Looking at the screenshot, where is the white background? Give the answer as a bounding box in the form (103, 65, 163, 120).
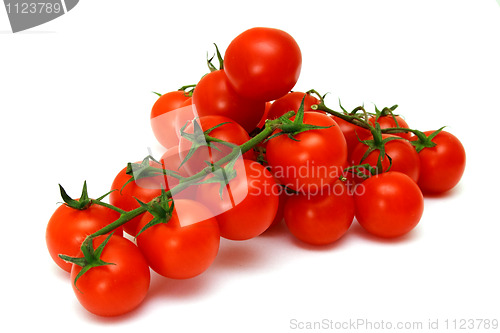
(1, 0, 499, 332)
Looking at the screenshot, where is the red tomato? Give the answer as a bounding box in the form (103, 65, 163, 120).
(196, 160, 279, 240)
(136, 199, 220, 279)
(46, 203, 122, 272)
(350, 134, 420, 183)
(150, 91, 192, 149)
(192, 70, 266, 133)
(354, 172, 424, 238)
(109, 165, 163, 236)
(224, 27, 302, 102)
(266, 91, 319, 120)
(178, 115, 255, 175)
(412, 130, 466, 194)
(70, 235, 150, 317)
(266, 112, 347, 192)
(369, 115, 412, 140)
(329, 115, 371, 160)
(284, 180, 355, 245)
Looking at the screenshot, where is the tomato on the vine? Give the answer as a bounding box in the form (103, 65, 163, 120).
(224, 27, 302, 102)
(46, 203, 122, 272)
(70, 235, 150, 317)
(136, 199, 220, 279)
(368, 115, 412, 140)
(354, 171, 424, 238)
(411, 130, 466, 194)
(328, 115, 371, 159)
(266, 91, 319, 121)
(196, 160, 279, 240)
(266, 112, 347, 192)
(150, 90, 192, 149)
(109, 165, 164, 236)
(192, 69, 266, 133)
(284, 180, 355, 245)
(350, 133, 420, 183)
(178, 115, 255, 175)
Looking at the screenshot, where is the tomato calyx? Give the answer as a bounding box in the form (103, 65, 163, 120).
(357, 123, 403, 172)
(135, 189, 174, 237)
(126, 156, 181, 184)
(409, 126, 446, 153)
(267, 96, 332, 142)
(59, 181, 114, 211)
(59, 233, 116, 291)
(197, 154, 240, 199)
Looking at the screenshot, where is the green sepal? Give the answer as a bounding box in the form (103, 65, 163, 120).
(135, 189, 174, 238)
(207, 43, 224, 72)
(58, 233, 116, 292)
(410, 126, 446, 153)
(58, 181, 91, 210)
(266, 96, 332, 142)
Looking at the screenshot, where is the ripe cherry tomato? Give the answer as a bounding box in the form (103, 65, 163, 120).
(150, 90, 192, 149)
(224, 27, 302, 102)
(266, 112, 347, 192)
(46, 203, 122, 272)
(136, 199, 220, 279)
(412, 130, 466, 194)
(192, 70, 266, 133)
(354, 172, 424, 238)
(178, 115, 255, 175)
(368, 115, 412, 140)
(328, 115, 371, 160)
(196, 160, 279, 240)
(284, 180, 355, 245)
(266, 91, 319, 120)
(350, 134, 420, 183)
(109, 165, 163, 236)
(70, 235, 150, 317)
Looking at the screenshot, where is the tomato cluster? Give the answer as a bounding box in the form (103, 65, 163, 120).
(46, 27, 466, 318)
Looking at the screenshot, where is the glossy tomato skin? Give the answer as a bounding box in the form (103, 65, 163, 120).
(266, 112, 348, 192)
(46, 204, 122, 272)
(196, 160, 279, 241)
(329, 115, 371, 160)
(369, 115, 412, 140)
(350, 134, 420, 183)
(266, 92, 319, 121)
(70, 235, 150, 317)
(109, 165, 163, 236)
(178, 115, 255, 175)
(150, 91, 192, 149)
(413, 131, 466, 194)
(136, 200, 220, 279)
(192, 70, 266, 133)
(284, 180, 355, 245)
(224, 27, 302, 102)
(354, 172, 424, 238)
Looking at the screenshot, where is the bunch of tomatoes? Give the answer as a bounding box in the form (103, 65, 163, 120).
(45, 27, 466, 317)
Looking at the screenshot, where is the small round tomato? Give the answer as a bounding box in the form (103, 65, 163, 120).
(136, 200, 220, 279)
(369, 115, 412, 140)
(266, 91, 319, 120)
(46, 203, 122, 272)
(70, 235, 150, 317)
(350, 134, 420, 183)
(109, 165, 163, 236)
(224, 27, 302, 102)
(354, 172, 424, 238)
(328, 115, 371, 160)
(178, 115, 255, 175)
(196, 160, 279, 240)
(150, 91, 192, 149)
(266, 112, 347, 192)
(192, 70, 266, 133)
(412, 130, 466, 194)
(284, 180, 355, 245)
